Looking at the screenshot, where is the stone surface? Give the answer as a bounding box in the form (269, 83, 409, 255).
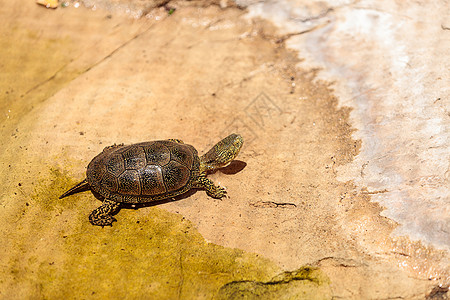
(241, 0, 450, 290)
(0, 0, 448, 299)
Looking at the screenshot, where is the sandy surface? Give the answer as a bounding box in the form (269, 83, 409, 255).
(0, 0, 447, 299)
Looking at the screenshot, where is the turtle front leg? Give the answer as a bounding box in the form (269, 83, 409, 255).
(193, 175, 227, 199)
(89, 199, 121, 227)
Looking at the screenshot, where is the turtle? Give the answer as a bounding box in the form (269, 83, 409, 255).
(59, 133, 244, 226)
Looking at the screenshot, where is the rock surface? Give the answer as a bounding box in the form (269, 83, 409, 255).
(242, 0, 450, 290)
(0, 0, 448, 298)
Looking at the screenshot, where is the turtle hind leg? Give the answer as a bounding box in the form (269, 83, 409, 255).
(193, 175, 227, 199)
(89, 199, 121, 227)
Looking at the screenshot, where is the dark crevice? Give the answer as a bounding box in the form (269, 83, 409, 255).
(221, 266, 322, 289)
(250, 201, 297, 208)
(426, 285, 449, 300)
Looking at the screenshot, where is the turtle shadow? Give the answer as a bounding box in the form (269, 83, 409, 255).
(118, 189, 198, 210)
(208, 160, 247, 175)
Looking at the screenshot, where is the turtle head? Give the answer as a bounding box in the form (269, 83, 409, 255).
(199, 133, 244, 173)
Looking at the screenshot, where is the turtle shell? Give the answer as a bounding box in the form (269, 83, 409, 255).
(86, 141, 200, 203)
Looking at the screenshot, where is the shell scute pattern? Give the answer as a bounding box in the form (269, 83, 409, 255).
(143, 142, 171, 166)
(101, 172, 118, 193)
(161, 161, 190, 191)
(141, 165, 166, 195)
(118, 170, 141, 195)
(86, 141, 198, 202)
(169, 145, 194, 168)
(122, 146, 146, 170)
(89, 158, 106, 183)
(105, 154, 125, 177)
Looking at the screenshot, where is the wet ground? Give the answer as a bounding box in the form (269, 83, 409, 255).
(0, 1, 448, 299)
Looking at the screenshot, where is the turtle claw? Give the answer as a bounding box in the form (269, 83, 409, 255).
(104, 217, 117, 227)
(93, 216, 116, 227)
(217, 187, 227, 198)
(207, 186, 227, 199)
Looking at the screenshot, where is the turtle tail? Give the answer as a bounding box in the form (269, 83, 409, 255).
(59, 179, 91, 199)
